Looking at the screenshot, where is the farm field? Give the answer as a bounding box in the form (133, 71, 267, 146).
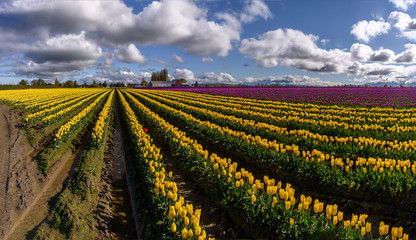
(0, 87, 414, 239)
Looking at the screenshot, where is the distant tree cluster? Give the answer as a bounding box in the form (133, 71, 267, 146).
(110, 82, 126, 87)
(17, 78, 113, 88)
(151, 69, 169, 82)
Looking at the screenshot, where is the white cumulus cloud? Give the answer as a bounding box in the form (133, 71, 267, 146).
(389, 0, 416, 11)
(173, 68, 194, 80)
(114, 43, 148, 64)
(240, 0, 272, 23)
(389, 11, 416, 41)
(239, 28, 350, 73)
(350, 20, 390, 43)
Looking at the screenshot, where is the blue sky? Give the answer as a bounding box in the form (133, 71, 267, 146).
(1, 0, 416, 86)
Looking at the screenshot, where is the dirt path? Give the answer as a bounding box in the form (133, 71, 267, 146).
(111, 106, 138, 239)
(3, 145, 82, 240)
(0, 105, 41, 238)
(0, 110, 10, 214)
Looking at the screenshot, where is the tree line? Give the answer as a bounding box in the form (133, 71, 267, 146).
(17, 78, 125, 88)
(151, 69, 169, 82)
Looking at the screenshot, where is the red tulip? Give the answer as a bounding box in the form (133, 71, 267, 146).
(143, 128, 148, 133)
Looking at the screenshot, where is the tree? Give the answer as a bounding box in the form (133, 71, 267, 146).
(160, 69, 169, 81)
(103, 81, 107, 88)
(194, 81, 199, 87)
(31, 80, 38, 86)
(18, 79, 28, 86)
(82, 81, 88, 88)
(36, 78, 46, 86)
(64, 80, 75, 87)
(54, 78, 60, 86)
(179, 78, 187, 84)
(74, 80, 78, 88)
(91, 80, 99, 88)
(141, 79, 148, 87)
(151, 72, 159, 82)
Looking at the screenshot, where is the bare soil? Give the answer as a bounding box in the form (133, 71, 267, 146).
(111, 105, 138, 239)
(0, 104, 42, 239)
(0, 104, 83, 240)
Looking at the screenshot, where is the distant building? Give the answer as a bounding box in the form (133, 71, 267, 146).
(171, 79, 182, 87)
(149, 81, 172, 87)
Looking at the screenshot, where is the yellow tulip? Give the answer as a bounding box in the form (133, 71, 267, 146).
(181, 228, 188, 239)
(344, 220, 350, 228)
(285, 200, 291, 210)
(171, 222, 177, 232)
(361, 226, 366, 236)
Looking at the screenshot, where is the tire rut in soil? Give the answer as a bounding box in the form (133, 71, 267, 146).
(134, 92, 415, 236)
(2, 102, 103, 240)
(111, 103, 138, 240)
(3, 144, 84, 240)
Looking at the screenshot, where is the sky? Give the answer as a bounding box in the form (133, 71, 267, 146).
(2, 0, 416, 86)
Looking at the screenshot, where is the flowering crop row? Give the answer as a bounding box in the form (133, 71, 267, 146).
(170, 87, 416, 107)
(147, 90, 416, 140)
(139, 90, 416, 171)
(0, 88, 96, 108)
(40, 91, 105, 125)
(140, 90, 416, 158)
(91, 90, 114, 148)
(24, 90, 90, 112)
(121, 89, 408, 239)
(25, 91, 101, 124)
(118, 90, 211, 240)
(154, 90, 416, 127)
(54, 90, 110, 147)
(130, 89, 416, 198)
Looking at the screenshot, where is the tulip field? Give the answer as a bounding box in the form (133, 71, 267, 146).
(0, 87, 415, 239)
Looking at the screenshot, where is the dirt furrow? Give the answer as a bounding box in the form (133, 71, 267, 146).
(3, 146, 82, 240)
(0, 113, 9, 214)
(111, 102, 139, 239)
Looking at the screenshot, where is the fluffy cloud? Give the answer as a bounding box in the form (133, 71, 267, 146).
(25, 31, 102, 64)
(0, 0, 242, 59)
(389, 0, 416, 11)
(243, 75, 342, 86)
(196, 72, 238, 84)
(201, 57, 214, 63)
(389, 11, 416, 40)
(350, 43, 395, 62)
(350, 20, 390, 43)
(171, 68, 340, 86)
(240, 0, 272, 23)
(12, 60, 94, 78)
(350, 43, 373, 61)
(395, 43, 416, 62)
(82, 67, 147, 84)
(173, 68, 194, 80)
(114, 43, 148, 64)
(239, 27, 416, 83)
(239, 28, 350, 73)
(171, 54, 185, 64)
(11, 31, 102, 77)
